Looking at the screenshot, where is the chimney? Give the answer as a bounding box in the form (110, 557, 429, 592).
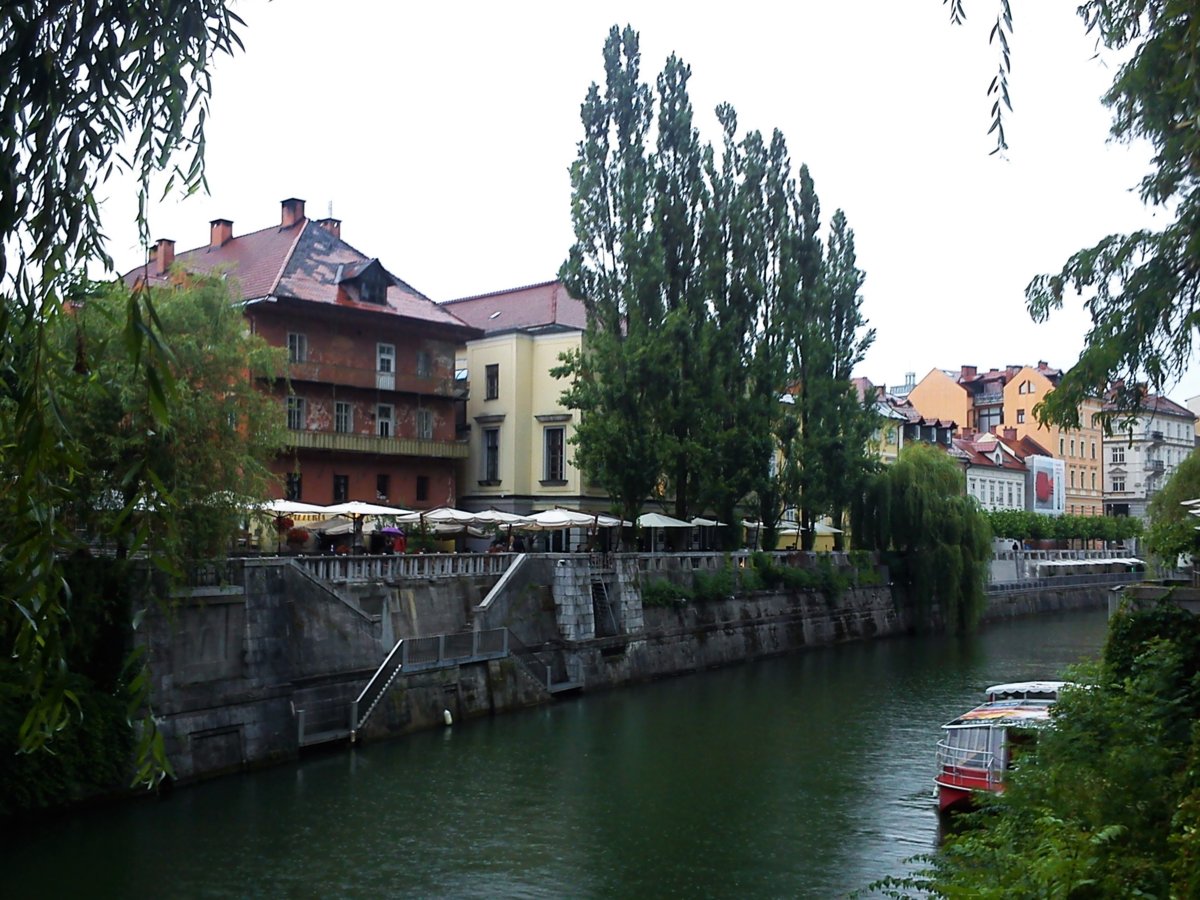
(1003, 427, 1017, 441)
(281, 197, 306, 228)
(154, 238, 175, 276)
(316, 217, 341, 239)
(209, 218, 233, 249)
(960, 365, 977, 380)
(904, 372, 915, 389)
(1037, 360, 1049, 371)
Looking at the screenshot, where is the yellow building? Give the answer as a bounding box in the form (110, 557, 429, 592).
(1003, 364, 1104, 516)
(444, 281, 609, 516)
(906, 367, 972, 431)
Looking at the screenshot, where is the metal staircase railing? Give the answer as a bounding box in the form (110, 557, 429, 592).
(350, 629, 510, 739)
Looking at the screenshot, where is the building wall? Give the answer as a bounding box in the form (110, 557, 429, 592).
(1003, 368, 1104, 516)
(966, 465, 1026, 511)
(1105, 410, 1196, 519)
(249, 306, 465, 506)
(907, 368, 969, 426)
(459, 329, 598, 511)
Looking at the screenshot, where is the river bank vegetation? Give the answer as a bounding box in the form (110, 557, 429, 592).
(875, 598, 1200, 897)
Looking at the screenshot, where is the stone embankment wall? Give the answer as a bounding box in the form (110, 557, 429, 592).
(142, 554, 1113, 785)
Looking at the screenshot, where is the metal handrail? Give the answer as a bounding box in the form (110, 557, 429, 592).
(351, 628, 510, 738)
(935, 739, 1000, 788)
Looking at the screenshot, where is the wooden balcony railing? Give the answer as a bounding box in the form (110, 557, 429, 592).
(285, 429, 468, 458)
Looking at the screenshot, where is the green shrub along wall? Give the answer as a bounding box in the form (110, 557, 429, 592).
(0, 556, 136, 820)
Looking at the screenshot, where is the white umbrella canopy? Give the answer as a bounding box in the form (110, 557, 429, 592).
(470, 509, 531, 526)
(261, 498, 331, 515)
(322, 500, 413, 518)
(396, 506, 478, 526)
(520, 508, 598, 531)
(690, 516, 727, 527)
(637, 512, 694, 529)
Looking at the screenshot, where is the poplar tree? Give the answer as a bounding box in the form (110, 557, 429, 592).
(557, 25, 663, 529)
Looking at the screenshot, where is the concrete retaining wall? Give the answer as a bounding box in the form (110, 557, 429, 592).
(140, 555, 1115, 785)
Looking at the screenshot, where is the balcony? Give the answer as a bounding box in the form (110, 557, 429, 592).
(285, 429, 468, 459)
(1148, 430, 1164, 443)
(1145, 459, 1165, 474)
(975, 391, 1004, 405)
(287, 359, 455, 397)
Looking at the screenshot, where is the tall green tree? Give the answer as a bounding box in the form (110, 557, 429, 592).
(557, 25, 664, 529)
(0, 1, 244, 770)
(793, 209, 878, 549)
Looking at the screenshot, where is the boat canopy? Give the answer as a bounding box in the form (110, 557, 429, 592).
(985, 681, 1070, 701)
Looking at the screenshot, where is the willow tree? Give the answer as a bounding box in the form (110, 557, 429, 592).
(853, 442, 991, 631)
(0, 2, 244, 772)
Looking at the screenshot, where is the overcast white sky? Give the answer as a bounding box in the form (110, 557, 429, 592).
(99, 0, 1200, 402)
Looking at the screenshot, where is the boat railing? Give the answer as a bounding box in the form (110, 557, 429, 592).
(935, 738, 1002, 789)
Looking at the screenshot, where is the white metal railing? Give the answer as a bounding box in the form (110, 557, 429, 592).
(294, 552, 513, 583)
(351, 628, 509, 737)
(935, 738, 1000, 788)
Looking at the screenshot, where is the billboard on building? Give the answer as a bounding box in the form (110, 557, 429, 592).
(1027, 455, 1065, 516)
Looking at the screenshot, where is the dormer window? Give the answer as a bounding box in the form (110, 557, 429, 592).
(336, 258, 392, 305)
(359, 277, 384, 304)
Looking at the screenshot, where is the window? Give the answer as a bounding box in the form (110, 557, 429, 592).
(485, 363, 499, 400)
(333, 474, 349, 503)
(360, 279, 383, 304)
(286, 396, 305, 430)
(287, 332, 307, 363)
(544, 426, 565, 482)
(1091, 441, 1096, 459)
(886, 427, 896, 445)
(376, 474, 390, 501)
(335, 401, 352, 433)
(483, 427, 500, 482)
(1112, 445, 1125, 464)
(1070, 469, 1076, 489)
(1016, 409, 1025, 424)
(416, 408, 433, 440)
(416, 475, 429, 502)
(978, 407, 1002, 433)
(1006, 483, 1013, 507)
(1113, 477, 1126, 492)
(1091, 471, 1097, 490)
(416, 350, 432, 378)
(377, 343, 395, 374)
(1070, 438, 1075, 457)
(1059, 436, 1065, 455)
(377, 403, 393, 437)
(285, 473, 302, 501)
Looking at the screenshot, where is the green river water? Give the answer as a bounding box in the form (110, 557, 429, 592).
(4, 609, 1109, 898)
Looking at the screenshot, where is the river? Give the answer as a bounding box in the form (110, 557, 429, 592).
(4, 609, 1109, 898)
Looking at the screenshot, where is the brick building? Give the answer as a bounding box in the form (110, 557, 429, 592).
(123, 198, 479, 508)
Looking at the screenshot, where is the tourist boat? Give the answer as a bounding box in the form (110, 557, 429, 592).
(934, 681, 1068, 813)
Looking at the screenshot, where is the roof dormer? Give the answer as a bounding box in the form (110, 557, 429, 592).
(335, 258, 393, 305)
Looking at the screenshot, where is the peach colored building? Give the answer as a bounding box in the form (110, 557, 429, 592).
(908, 362, 1104, 516)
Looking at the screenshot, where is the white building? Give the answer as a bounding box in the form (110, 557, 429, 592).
(1104, 393, 1196, 520)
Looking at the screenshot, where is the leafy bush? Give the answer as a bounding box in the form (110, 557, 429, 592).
(641, 578, 690, 607)
(692, 567, 736, 603)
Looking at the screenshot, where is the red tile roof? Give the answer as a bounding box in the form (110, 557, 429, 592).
(1102, 391, 1195, 420)
(121, 218, 476, 334)
(954, 436, 1027, 471)
(442, 280, 586, 333)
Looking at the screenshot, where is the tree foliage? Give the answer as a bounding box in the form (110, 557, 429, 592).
(951, 1, 1200, 430)
(0, 1, 244, 772)
(985, 508, 1143, 544)
(1145, 449, 1200, 564)
(903, 600, 1200, 897)
(851, 442, 991, 631)
(557, 25, 877, 541)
